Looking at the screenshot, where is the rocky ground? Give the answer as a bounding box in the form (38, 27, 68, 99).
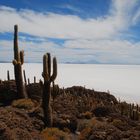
(0, 80, 140, 140)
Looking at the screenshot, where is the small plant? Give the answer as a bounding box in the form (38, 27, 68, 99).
(79, 127, 92, 140)
(93, 106, 110, 117)
(77, 119, 90, 132)
(81, 111, 92, 119)
(41, 128, 70, 140)
(111, 119, 128, 131)
(12, 99, 36, 110)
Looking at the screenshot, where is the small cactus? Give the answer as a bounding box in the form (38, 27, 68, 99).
(34, 76, 36, 83)
(23, 70, 27, 85)
(42, 53, 57, 127)
(7, 70, 10, 81)
(28, 78, 30, 85)
(51, 81, 59, 101)
(13, 25, 27, 98)
(129, 104, 139, 121)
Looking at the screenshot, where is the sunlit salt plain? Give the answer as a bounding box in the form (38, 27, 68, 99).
(0, 63, 140, 103)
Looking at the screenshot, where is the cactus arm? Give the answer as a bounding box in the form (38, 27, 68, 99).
(47, 53, 51, 77)
(20, 50, 24, 65)
(50, 57, 57, 82)
(42, 54, 49, 81)
(12, 59, 18, 65)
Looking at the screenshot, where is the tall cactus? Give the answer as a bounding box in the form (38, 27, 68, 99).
(42, 53, 57, 127)
(13, 25, 27, 98)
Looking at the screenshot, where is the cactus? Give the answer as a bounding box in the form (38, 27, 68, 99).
(128, 104, 139, 121)
(28, 78, 30, 85)
(136, 104, 139, 112)
(39, 79, 43, 87)
(51, 81, 60, 101)
(129, 104, 132, 118)
(42, 53, 57, 127)
(23, 70, 27, 85)
(120, 103, 124, 116)
(13, 25, 27, 98)
(7, 70, 10, 81)
(34, 76, 36, 83)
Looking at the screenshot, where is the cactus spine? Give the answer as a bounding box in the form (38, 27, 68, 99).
(13, 25, 27, 98)
(42, 53, 57, 127)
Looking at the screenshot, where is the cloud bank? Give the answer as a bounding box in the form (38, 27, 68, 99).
(0, 0, 140, 64)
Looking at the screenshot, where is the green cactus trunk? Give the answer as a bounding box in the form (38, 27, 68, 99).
(14, 63, 25, 98)
(42, 81, 52, 127)
(13, 25, 27, 98)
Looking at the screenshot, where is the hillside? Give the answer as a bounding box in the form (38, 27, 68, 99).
(0, 81, 140, 140)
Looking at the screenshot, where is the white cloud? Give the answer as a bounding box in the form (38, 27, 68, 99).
(63, 39, 140, 63)
(0, 0, 140, 64)
(0, 38, 140, 64)
(0, 0, 139, 39)
(0, 39, 59, 62)
(58, 4, 81, 13)
(132, 8, 140, 24)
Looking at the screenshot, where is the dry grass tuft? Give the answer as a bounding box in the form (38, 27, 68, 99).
(81, 111, 92, 119)
(12, 99, 36, 110)
(41, 127, 70, 140)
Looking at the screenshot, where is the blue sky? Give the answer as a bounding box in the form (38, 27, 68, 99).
(0, 0, 140, 64)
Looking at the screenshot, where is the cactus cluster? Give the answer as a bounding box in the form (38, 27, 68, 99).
(42, 53, 57, 127)
(120, 102, 139, 121)
(2, 25, 59, 128)
(12, 25, 27, 98)
(129, 104, 139, 121)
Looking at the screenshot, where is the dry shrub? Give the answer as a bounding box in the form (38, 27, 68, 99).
(90, 117, 102, 125)
(79, 127, 92, 140)
(41, 128, 70, 140)
(77, 119, 91, 132)
(79, 118, 103, 140)
(12, 99, 36, 110)
(81, 111, 92, 119)
(63, 127, 71, 133)
(93, 106, 110, 117)
(111, 119, 129, 131)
